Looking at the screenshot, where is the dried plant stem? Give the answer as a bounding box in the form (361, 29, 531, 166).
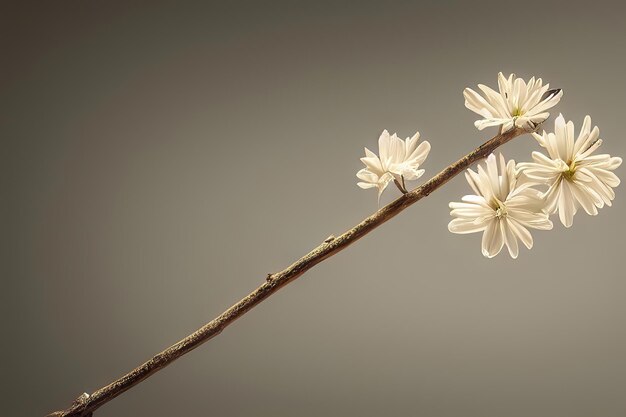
(48, 127, 526, 417)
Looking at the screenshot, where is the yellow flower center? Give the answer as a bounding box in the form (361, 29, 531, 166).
(562, 161, 577, 181)
(492, 198, 508, 219)
(512, 108, 523, 117)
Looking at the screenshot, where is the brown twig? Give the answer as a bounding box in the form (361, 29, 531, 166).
(47, 126, 527, 417)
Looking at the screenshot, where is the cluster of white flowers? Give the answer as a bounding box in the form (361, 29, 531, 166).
(448, 153, 553, 258)
(356, 130, 431, 199)
(517, 114, 622, 228)
(464, 72, 562, 132)
(357, 73, 622, 259)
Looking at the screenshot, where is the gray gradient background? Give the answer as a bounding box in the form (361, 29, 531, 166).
(3, 1, 626, 416)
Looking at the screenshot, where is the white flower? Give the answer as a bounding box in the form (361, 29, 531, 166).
(517, 114, 622, 227)
(448, 153, 553, 258)
(357, 129, 431, 198)
(464, 72, 563, 132)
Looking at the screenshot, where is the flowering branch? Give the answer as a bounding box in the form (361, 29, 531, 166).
(48, 126, 528, 417)
(48, 71, 623, 416)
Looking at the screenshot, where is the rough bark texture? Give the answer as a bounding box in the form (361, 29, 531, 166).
(48, 127, 526, 417)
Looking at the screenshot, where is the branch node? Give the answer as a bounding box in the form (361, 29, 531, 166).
(266, 273, 273, 282)
(72, 393, 90, 406)
(323, 235, 335, 243)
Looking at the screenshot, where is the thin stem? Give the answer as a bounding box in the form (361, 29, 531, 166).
(393, 178, 408, 194)
(48, 126, 527, 417)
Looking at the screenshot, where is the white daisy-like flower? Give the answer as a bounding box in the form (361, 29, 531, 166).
(357, 129, 431, 199)
(464, 72, 563, 132)
(448, 153, 553, 258)
(517, 114, 622, 227)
